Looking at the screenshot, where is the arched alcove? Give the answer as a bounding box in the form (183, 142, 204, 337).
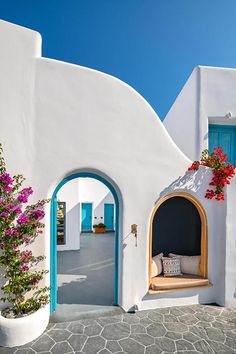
(149, 192, 208, 291)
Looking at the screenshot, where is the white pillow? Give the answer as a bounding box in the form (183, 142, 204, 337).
(169, 253, 200, 275)
(151, 253, 163, 278)
(162, 257, 182, 277)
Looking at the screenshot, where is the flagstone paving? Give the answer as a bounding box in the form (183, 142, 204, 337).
(2, 304, 236, 353)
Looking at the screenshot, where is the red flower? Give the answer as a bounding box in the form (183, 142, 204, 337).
(188, 161, 200, 171)
(188, 147, 236, 201)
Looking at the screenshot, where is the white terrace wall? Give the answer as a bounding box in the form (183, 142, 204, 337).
(164, 65, 236, 308)
(0, 21, 230, 314)
(164, 66, 236, 161)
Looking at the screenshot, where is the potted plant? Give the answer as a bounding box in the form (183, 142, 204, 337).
(0, 144, 50, 347)
(93, 223, 106, 233)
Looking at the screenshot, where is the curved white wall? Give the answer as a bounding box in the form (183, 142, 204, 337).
(0, 21, 229, 311)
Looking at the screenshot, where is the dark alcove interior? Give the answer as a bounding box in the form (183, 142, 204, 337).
(152, 196, 201, 257)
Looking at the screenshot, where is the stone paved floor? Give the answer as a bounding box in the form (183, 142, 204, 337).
(2, 304, 236, 354)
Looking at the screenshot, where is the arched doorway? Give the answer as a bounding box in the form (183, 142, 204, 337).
(50, 172, 120, 313)
(149, 192, 208, 291)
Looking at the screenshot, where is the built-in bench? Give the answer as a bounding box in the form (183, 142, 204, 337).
(150, 274, 210, 292)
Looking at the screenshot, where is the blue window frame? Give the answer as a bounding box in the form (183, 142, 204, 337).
(209, 124, 236, 165)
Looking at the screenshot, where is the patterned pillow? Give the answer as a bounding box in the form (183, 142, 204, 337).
(151, 253, 163, 277)
(162, 257, 182, 277)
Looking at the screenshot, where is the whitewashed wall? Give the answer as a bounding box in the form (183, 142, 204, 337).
(0, 21, 230, 314)
(164, 65, 236, 308)
(164, 66, 236, 161)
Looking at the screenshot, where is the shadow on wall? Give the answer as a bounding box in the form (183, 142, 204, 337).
(158, 167, 212, 201)
(94, 191, 115, 228)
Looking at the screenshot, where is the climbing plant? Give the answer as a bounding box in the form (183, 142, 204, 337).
(0, 144, 50, 318)
(188, 147, 235, 201)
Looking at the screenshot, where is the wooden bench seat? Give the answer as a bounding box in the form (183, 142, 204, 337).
(150, 274, 209, 291)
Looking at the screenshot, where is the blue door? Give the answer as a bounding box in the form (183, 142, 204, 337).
(104, 203, 114, 230)
(81, 203, 92, 231)
(209, 125, 236, 165)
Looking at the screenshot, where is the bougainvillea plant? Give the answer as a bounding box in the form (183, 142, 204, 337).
(188, 147, 235, 201)
(0, 144, 50, 318)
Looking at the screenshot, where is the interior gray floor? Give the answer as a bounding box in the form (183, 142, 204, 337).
(51, 232, 118, 322)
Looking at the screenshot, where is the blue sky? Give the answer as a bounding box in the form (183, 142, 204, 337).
(1, 0, 236, 119)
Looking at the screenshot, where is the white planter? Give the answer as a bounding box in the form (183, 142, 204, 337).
(0, 305, 49, 347)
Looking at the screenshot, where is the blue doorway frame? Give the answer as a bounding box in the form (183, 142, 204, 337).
(50, 172, 120, 313)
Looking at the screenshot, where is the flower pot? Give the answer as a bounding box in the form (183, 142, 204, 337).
(94, 227, 106, 233)
(0, 305, 49, 347)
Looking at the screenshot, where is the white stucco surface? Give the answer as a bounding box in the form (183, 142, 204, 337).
(164, 65, 236, 308)
(0, 20, 234, 314)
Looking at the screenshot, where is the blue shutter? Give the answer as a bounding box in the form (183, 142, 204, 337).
(209, 125, 236, 165)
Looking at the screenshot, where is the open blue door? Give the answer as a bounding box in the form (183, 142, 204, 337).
(104, 203, 114, 231)
(81, 203, 92, 231)
(209, 125, 236, 164)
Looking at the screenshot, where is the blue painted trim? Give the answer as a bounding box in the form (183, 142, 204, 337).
(209, 124, 236, 129)
(50, 172, 120, 313)
(209, 124, 236, 165)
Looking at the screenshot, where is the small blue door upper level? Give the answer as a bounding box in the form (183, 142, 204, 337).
(104, 203, 114, 230)
(81, 203, 92, 231)
(209, 125, 236, 165)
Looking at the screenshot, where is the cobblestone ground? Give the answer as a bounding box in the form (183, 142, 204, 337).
(2, 304, 236, 354)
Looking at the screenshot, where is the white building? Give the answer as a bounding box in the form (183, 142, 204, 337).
(1, 20, 236, 327)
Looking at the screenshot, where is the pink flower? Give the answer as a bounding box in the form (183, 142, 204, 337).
(17, 187, 33, 203)
(30, 209, 45, 220)
(0, 173, 13, 185)
(3, 185, 12, 192)
(19, 265, 29, 272)
(0, 211, 8, 217)
(17, 214, 29, 225)
(6, 204, 14, 211)
(23, 236, 30, 244)
(20, 250, 32, 262)
(5, 229, 19, 237)
(14, 206, 22, 214)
